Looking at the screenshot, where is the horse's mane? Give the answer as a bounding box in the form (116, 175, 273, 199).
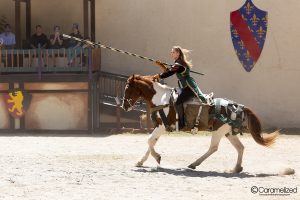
(134, 75, 154, 85)
(128, 74, 156, 100)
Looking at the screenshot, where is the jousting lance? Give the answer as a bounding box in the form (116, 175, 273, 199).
(63, 34, 205, 76)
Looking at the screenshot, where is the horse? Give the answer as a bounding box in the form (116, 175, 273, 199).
(121, 74, 278, 173)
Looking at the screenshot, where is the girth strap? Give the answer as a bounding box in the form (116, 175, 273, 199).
(150, 104, 172, 131)
(158, 109, 170, 127)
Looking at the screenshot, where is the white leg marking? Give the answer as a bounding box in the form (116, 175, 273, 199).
(227, 134, 244, 173)
(136, 125, 165, 166)
(136, 148, 150, 167)
(188, 124, 231, 169)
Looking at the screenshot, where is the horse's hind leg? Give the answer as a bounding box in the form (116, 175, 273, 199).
(188, 124, 231, 169)
(226, 134, 244, 173)
(136, 125, 164, 167)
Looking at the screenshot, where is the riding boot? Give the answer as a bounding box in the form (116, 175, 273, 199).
(176, 103, 185, 130)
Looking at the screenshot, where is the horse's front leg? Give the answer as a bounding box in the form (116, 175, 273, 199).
(136, 148, 150, 167)
(136, 125, 165, 167)
(188, 124, 231, 169)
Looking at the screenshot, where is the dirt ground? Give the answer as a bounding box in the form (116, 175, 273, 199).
(0, 132, 299, 200)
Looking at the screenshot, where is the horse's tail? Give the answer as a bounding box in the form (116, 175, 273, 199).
(244, 107, 279, 147)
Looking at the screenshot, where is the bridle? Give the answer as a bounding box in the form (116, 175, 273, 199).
(123, 97, 135, 109)
(122, 83, 141, 110)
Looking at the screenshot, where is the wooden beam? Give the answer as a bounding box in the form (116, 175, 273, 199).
(83, 0, 89, 39)
(15, 0, 21, 48)
(90, 0, 96, 42)
(26, 0, 31, 41)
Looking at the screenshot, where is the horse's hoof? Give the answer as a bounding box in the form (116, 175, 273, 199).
(156, 155, 161, 164)
(230, 166, 243, 173)
(135, 161, 143, 167)
(188, 164, 196, 169)
(235, 166, 243, 173)
(191, 128, 198, 135)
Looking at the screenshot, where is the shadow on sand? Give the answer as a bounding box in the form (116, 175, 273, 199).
(133, 166, 277, 178)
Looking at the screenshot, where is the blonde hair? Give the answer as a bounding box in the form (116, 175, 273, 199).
(172, 46, 193, 68)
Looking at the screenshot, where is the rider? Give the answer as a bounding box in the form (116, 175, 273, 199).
(153, 46, 212, 130)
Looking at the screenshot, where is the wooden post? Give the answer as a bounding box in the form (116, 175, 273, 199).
(15, 0, 21, 48)
(83, 0, 89, 39)
(90, 0, 96, 42)
(115, 81, 121, 130)
(26, 0, 31, 42)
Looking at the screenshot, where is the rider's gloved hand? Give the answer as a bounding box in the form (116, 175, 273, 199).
(155, 60, 162, 65)
(152, 74, 160, 82)
(155, 60, 167, 72)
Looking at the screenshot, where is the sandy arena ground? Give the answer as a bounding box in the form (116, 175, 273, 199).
(0, 132, 299, 200)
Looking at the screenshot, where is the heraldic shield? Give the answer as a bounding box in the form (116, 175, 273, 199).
(3, 89, 32, 119)
(230, 0, 268, 72)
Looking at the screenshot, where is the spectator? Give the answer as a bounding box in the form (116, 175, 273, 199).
(82, 37, 94, 49)
(0, 24, 16, 49)
(67, 23, 83, 65)
(49, 25, 64, 49)
(0, 38, 3, 48)
(67, 23, 82, 48)
(30, 25, 48, 49)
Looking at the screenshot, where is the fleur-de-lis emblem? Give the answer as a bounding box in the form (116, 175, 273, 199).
(244, 2, 254, 15)
(231, 28, 239, 38)
(250, 14, 259, 26)
(256, 26, 266, 38)
(244, 50, 251, 61)
(238, 40, 245, 49)
(262, 15, 268, 26)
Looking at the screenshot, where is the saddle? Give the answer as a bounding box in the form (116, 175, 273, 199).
(150, 88, 214, 132)
(174, 88, 214, 132)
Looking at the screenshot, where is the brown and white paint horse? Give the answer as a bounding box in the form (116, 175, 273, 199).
(122, 75, 278, 173)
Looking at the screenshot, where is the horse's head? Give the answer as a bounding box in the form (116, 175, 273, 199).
(122, 74, 156, 111)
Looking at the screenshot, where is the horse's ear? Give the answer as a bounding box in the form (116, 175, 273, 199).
(128, 75, 135, 85)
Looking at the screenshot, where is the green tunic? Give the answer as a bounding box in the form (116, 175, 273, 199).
(175, 65, 207, 103)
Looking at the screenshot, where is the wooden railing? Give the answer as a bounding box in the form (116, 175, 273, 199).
(0, 48, 101, 73)
(99, 71, 128, 98)
(98, 72, 150, 111)
(98, 71, 152, 132)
